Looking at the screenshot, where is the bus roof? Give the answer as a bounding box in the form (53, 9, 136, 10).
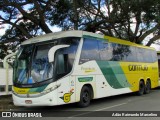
(22, 31, 83, 45)
(22, 30, 154, 50)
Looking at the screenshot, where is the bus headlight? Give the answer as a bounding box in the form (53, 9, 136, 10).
(40, 83, 61, 95)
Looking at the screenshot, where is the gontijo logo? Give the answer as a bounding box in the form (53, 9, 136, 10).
(128, 65, 148, 71)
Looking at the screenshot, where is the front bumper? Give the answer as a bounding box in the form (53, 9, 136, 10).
(12, 91, 57, 106)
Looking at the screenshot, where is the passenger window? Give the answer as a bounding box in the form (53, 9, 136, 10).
(55, 38, 79, 79)
(112, 43, 131, 61)
(137, 48, 145, 62)
(151, 50, 157, 62)
(144, 49, 151, 62)
(99, 41, 113, 61)
(79, 38, 100, 64)
(125, 47, 137, 62)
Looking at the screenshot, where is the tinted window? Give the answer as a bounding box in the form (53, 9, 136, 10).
(143, 49, 152, 62)
(136, 48, 157, 63)
(79, 38, 100, 64)
(125, 47, 137, 62)
(150, 50, 157, 62)
(136, 48, 145, 62)
(98, 41, 113, 61)
(111, 43, 131, 61)
(79, 37, 157, 63)
(56, 39, 79, 79)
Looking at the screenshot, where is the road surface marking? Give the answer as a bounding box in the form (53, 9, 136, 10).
(95, 102, 127, 111)
(68, 102, 127, 118)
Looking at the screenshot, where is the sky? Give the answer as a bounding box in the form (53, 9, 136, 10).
(1, 24, 160, 51)
(48, 25, 62, 33)
(151, 44, 160, 51)
(0, 29, 5, 36)
(0, 24, 62, 36)
(0, 3, 160, 51)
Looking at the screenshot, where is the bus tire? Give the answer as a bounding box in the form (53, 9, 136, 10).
(137, 80, 145, 96)
(144, 80, 151, 94)
(77, 86, 91, 107)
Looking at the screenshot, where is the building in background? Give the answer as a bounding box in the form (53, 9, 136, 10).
(0, 59, 13, 95)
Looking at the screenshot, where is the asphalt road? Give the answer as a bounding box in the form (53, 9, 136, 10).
(3, 87, 160, 120)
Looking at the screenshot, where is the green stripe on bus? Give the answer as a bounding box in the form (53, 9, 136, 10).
(83, 35, 108, 42)
(29, 84, 48, 93)
(96, 61, 131, 89)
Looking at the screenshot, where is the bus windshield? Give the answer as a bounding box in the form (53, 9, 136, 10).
(13, 37, 80, 87)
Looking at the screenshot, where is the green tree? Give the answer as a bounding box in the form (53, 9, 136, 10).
(0, 0, 72, 58)
(78, 0, 160, 46)
(0, 44, 7, 59)
(0, 0, 71, 43)
(1, 0, 160, 50)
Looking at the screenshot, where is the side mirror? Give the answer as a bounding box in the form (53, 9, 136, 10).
(48, 45, 70, 63)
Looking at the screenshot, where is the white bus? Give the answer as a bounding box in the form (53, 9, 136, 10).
(12, 30, 158, 107)
(0, 59, 13, 95)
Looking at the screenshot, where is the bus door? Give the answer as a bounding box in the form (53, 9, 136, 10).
(55, 53, 76, 104)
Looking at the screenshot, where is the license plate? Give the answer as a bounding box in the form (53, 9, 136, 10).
(25, 100, 32, 104)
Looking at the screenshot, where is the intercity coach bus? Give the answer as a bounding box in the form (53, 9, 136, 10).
(11, 30, 158, 107)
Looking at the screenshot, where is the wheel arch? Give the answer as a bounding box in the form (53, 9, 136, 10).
(140, 79, 145, 83)
(146, 78, 151, 83)
(82, 84, 94, 99)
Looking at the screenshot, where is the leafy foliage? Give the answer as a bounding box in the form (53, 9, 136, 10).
(77, 0, 160, 45)
(0, 0, 160, 59)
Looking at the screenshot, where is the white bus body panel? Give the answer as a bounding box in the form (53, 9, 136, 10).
(12, 90, 58, 106)
(73, 61, 132, 100)
(13, 82, 58, 106)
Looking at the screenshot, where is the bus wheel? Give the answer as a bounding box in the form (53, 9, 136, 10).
(137, 80, 145, 96)
(78, 86, 91, 107)
(144, 80, 151, 94)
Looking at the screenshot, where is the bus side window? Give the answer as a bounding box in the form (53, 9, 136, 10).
(112, 43, 124, 61)
(56, 39, 79, 79)
(144, 49, 152, 62)
(125, 47, 137, 62)
(79, 38, 100, 64)
(98, 41, 113, 61)
(56, 52, 71, 79)
(137, 48, 145, 62)
(152, 50, 158, 62)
